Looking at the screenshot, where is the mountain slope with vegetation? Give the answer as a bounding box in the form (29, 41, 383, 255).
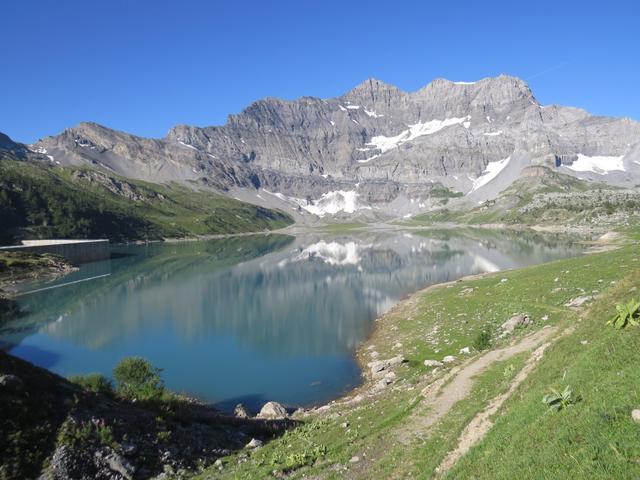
(0, 158, 293, 245)
(0, 351, 295, 480)
(407, 167, 640, 230)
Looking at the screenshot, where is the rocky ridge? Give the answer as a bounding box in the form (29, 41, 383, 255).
(16, 75, 640, 220)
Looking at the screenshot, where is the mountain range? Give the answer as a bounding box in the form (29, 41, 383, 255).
(4, 74, 640, 225)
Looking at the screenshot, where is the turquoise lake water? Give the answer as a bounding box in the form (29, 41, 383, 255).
(0, 230, 583, 412)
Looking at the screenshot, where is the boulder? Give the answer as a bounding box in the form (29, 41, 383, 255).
(459, 347, 471, 354)
(565, 296, 593, 309)
(369, 355, 406, 377)
(442, 355, 456, 363)
(368, 360, 385, 374)
(103, 451, 136, 480)
(245, 438, 263, 449)
(257, 401, 288, 419)
(387, 355, 405, 367)
(632, 409, 640, 423)
(383, 371, 396, 383)
(423, 359, 443, 367)
(234, 403, 251, 418)
(500, 313, 531, 335)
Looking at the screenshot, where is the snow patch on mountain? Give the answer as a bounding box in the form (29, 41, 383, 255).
(178, 141, 198, 151)
(358, 154, 379, 163)
(366, 116, 470, 154)
(566, 154, 625, 174)
(263, 189, 369, 217)
(471, 156, 511, 192)
(364, 108, 383, 118)
(302, 190, 368, 216)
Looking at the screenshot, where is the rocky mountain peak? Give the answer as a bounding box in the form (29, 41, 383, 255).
(341, 78, 405, 110)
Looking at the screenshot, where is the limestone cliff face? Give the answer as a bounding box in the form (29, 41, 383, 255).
(29, 75, 640, 217)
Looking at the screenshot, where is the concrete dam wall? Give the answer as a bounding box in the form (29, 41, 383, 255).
(0, 239, 110, 264)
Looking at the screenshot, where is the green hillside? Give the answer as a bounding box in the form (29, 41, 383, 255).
(0, 159, 293, 245)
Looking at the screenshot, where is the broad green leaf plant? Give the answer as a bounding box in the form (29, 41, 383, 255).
(607, 299, 640, 329)
(542, 386, 578, 411)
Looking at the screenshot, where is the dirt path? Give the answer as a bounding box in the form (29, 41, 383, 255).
(397, 326, 557, 446)
(336, 326, 560, 480)
(432, 324, 573, 478)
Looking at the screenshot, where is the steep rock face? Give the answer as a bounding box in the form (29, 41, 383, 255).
(30, 75, 640, 218)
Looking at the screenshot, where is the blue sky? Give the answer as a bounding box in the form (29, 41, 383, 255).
(2, 0, 639, 143)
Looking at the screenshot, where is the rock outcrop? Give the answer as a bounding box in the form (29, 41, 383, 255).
(257, 401, 288, 419)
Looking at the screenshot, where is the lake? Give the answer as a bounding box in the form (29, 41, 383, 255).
(0, 229, 584, 412)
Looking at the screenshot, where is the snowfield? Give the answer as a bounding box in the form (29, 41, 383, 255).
(566, 154, 625, 174)
(365, 116, 470, 154)
(263, 189, 369, 217)
(471, 156, 511, 192)
(302, 190, 366, 216)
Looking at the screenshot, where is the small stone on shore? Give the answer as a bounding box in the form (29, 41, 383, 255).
(245, 438, 263, 449)
(424, 359, 443, 367)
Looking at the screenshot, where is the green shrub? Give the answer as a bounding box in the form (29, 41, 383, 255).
(68, 373, 114, 395)
(472, 330, 492, 351)
(58, 418, 115, 447)
(607, 299, 640, 329)
(113, 357, 165, 400)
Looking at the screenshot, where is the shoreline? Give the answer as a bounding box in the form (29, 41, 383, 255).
(0, 252, 77, 297)
(300, 271, 492, 416)
(1, 225, 617, 413)
(304, 228, 623, 415)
